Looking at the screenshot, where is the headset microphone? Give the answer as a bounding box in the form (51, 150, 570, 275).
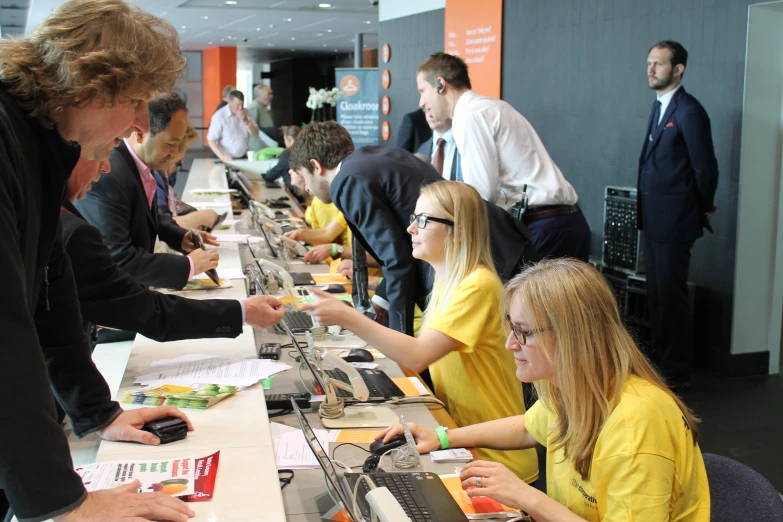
(436, 81, 444, 94)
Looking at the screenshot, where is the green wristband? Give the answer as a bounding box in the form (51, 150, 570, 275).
(331, 243, 337, 257)
(435, 426, 449, 449)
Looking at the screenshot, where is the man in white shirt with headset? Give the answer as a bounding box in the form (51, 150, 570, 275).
(416, 52, 590, 261)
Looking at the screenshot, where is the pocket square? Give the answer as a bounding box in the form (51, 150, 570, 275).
(665, 122, 674, 128)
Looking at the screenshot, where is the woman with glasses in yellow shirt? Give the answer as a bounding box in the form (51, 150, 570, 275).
(378, 258, 710, 521)
(302, 180, 539, 484)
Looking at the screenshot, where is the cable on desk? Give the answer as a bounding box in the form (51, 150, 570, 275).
(267, 408, 293, 418)
(278, 469, 295, 489)
(297, 361, 318, 395)
(333, 442, 370, 464)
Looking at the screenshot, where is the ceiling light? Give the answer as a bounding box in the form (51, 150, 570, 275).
(284, 17, 292, 21)
(323, 44, 327, 47)
(201, 15, 208, 19)
(327, 29, 332, 32)
(267, 43, 274, 46)
(316, 33, 323, 36)
(334, 49, 338, 52)
(365, 20, 372, 24)
(208, 41, 213, 44)
(181, 25, 186, 29)
(225, 0, 237, 4)
(221, 38, 225, 41)
(269, 24, 275, 28)
(291, 37, 296, 40)
(319, 3, 331, 7)
(256, 27, 261, 30)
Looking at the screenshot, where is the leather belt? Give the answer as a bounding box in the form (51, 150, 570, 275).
(523, 204, 579, 224)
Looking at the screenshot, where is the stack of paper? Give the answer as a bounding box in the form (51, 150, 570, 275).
(270, 422, 331, 470)
(211, 233, 251, 242)
(430, 449, 473, 463)
(135, 355, 291, 388)
(76, 456, 196, 497)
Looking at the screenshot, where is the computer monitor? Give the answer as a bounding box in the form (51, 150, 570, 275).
(291, 400, 360, 521)
(279, 320, 328, 393)
(226, 167, 253, 205)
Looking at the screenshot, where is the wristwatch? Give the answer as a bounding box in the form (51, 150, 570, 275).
(331, 244, 345, 257)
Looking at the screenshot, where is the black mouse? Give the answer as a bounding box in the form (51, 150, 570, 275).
(343, 348, 374, 363)
(370, 434, 407, 455)
(324, 284, 347, 293)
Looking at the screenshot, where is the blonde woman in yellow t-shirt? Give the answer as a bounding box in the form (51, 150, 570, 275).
(378, 258, 710, 522)
(302, 181, 538, 483)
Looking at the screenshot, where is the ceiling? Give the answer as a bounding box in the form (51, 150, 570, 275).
(22, 0, 379, 62)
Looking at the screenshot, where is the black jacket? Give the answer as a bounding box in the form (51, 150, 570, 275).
(61, 201, 243, 344)
(332, 146, 539, 335)
(75, 142, 191, 289)
(638, 87, 719, 243)
(0, 86, 121, 521)
(262, 148, 296, 193)
(396, 110, 432, 153)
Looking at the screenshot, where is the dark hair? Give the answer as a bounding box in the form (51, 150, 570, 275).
(279, 125, 301, 140)
(650, 40, 688, 76)
(417, 52, 472, 90)
(228, 90, 244, 103)
(149, 93, 188, 136)
(289, 121, 354, 173)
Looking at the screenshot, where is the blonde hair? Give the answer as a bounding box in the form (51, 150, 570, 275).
(420, 181, 497, 328)
(501, 259, 700, 479)
(0, 0, 186, 127)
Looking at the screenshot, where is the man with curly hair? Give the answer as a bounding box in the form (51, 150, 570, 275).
(0, 1, 196, 521)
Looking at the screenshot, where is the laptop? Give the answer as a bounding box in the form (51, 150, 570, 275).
(279, 320, 404, 402)
(290, 400, 468, 522)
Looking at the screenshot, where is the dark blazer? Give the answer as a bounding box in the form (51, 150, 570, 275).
(61, 201, 243, 345)
(262, 148, 297, 194)
(396, 110, 432, 153)
(417, 136, 461, 180)
(637, 87, 719, 243)
(332, 146, 539, 335)
(75, 141, 191, 289)
(0, 85, 120, 520)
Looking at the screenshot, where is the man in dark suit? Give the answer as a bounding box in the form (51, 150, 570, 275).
(638, 41, 719, 388)
(64, 157, 285, 348)
(76, 93, 220, 290)
(396, 109, 432, 153)
(290, 121, 539, 335)
(417, 114, 461, 181)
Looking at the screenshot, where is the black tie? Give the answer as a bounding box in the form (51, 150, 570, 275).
(651, 101, 662, 132)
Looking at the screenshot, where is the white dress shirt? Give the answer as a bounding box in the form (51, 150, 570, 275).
(657, 84, 682, 124)
(430, 128, 457, 180)
(207, 104, 252, 158)
(452, 90, 577, 209)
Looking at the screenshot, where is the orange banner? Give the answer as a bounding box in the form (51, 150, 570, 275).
(444, 0, 503, 98)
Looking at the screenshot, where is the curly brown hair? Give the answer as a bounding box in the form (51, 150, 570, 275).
(0, 0, 186, 127)
(289, 121, 354, 173)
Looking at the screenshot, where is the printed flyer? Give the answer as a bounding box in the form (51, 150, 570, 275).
(76, 457, 196, 497)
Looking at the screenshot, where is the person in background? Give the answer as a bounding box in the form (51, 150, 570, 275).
(155, 125, 220, 230)
(0, 0, 196, 520)
(215, 84, 235, 113)
(76, 93, 220, 290)
(63, 156, 285, 349)
(638, 41, 719, 390)
(249, 84, 275, 129)
(263, 125, 301, 195)
(378, 259, 710, 522)
(417, 52, 590, 262)
(208, 90, 262, 162)
(417, 112, 459, 180)
(396, 108, 432, 153)
(304, 181, 539, 484)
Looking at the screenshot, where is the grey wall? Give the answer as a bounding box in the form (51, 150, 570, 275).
(501, 0, 755, 361)
(378, 9, 445, 145)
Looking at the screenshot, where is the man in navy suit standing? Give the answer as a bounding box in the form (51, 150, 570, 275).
(638, 41, 719, 389)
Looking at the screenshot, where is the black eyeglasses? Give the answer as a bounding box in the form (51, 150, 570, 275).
(505, 314, 551, 345)
(410, 213, 454, 229)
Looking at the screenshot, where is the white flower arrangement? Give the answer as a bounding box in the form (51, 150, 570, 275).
(306, 86, 345, 121)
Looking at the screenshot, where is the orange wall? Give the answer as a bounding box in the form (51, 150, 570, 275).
(202, 46, 237, 136)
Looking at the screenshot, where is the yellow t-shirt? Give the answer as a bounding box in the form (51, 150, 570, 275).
(304, 197, 351, 247)
(525, 376, 710, 521)
(426, 266, 538, 484)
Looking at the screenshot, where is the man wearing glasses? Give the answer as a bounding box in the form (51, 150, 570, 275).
(289, 121, 539, 336)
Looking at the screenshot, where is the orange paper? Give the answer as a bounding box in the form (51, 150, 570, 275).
(391, 377, 422, 397)
(440, 476, 520, 516)
(335, 430, 383, 444)
(313, 274, 350, 284)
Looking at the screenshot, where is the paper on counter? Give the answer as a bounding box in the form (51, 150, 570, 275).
(391, 377, 432, 397)
(135, 356, 291, 388)
(270, 422, 330, 469)
(349, 362, 379, 370)
(190, 200, 232, 209)
(330, 429, 383, 444)
(211, 233, 250, 242)
(75, 456, 196, 497)
(188, 188, 237, 194)
(220, 218, 240, 226)
(193, 268, 247, 280)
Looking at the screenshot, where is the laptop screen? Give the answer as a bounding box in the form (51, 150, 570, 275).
(279, 320, 327, 394)
(291, 400, 358, 520)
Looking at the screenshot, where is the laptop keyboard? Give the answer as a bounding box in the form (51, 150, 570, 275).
(284, 310, 313, 330)
(358, 473, 434, 522)
(325, 368, 384, 398)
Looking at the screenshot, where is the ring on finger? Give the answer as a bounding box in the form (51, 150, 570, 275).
(476, 476, 483, 488)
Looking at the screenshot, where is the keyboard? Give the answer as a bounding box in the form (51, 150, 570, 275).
(284, 310, 314, 331)
(324, 368, 403, 400)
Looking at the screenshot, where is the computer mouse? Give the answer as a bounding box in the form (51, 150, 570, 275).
(343, 348, 374, 363)
(324, 284, 347, 293)
(369, 434, 407, 455)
